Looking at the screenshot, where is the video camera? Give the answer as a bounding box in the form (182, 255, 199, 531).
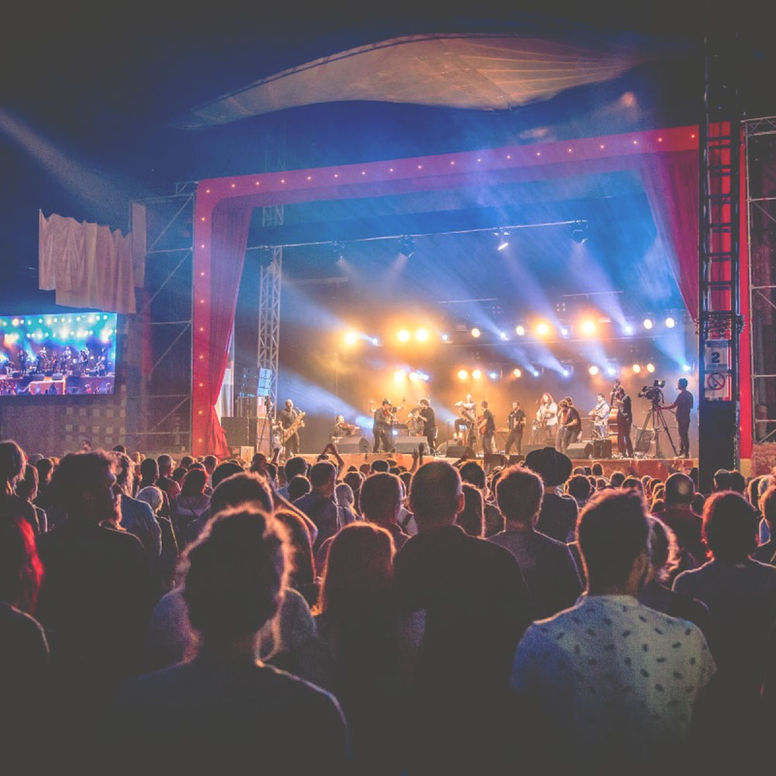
(638, 379, 666, 404)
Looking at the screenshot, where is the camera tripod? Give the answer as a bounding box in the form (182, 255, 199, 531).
(634, 401, 677, 459)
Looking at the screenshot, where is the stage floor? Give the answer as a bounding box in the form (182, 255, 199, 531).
(300, 453, 696, 481)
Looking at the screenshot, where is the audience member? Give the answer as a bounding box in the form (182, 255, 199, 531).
(490, 465, 582, 619)
(567, 473, 592, 509)
(118, 509, 348, 772)
(156, 454, 181, 503)
(294, 460, 340, 558)
(113, 452, 161, 562)
(136, 484, 178, 595)
(456, 482, 484, 537)
(171, 468, 211, 547)
(459, 460, 504, 536)
(0, 440, 40, 534)
(660, 472, 706, 565)
(15, 463, 48, 534)
(511, 489, 716, 769)
(524, 447, 578, 542)
(287, 473, 311, 501)
(753, 485, 776, 563)
(277, 456, 308, 499)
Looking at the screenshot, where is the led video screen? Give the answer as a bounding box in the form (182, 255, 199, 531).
(0, 311, 118, 397)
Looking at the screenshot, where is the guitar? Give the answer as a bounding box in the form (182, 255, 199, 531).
(281, 411, 305, 443)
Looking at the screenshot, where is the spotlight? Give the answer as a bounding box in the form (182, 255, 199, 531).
(495, 229, 510, 251)
(589, 365, 599, 375)
(343, 331, 359, 346)
(513, 368, 522, 378)
(471, 327, 481, 338)
(441, 333, 450, 342)
(499, 331, 508, 341)
(623, 324, 634, 336)
(398, 235, 415, 259)
(682, 363, 692, 373)
(535, 322, 550, 337)
(580, 319, 596, 336)
(457, 369, 468, 381)
(561, 367, 571, 378)
(331, 241, 346, 262)
(643, 318, 654, 330)
(397, 329, 411, 342)
(665, 317, 676, 329)
(472, 369, 482, 380)
(394, 370, 407, 383)
(571, 220, 589, 244)
(646, 363, 656, 373)
(370, 337, 380, 346)
(415, 328, 429, 342)
(515, 325, 526, 337)
(560, 327, 570, 338)
(488, 371, 499, 380)
(632, 363, 642, 373)
(606, 365, 618, 377)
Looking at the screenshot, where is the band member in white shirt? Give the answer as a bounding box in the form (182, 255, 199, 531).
(536, 393, 558, 445)
(589, 392, 611, 440)
(454, 393, 477, 447)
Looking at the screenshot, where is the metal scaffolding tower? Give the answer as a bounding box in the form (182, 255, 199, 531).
(744, 116, 776, 446)
(698, 34, 742, 491)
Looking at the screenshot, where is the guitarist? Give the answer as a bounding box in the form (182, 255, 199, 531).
(504, 401, 527, 456)
(478, 400, 496, 455)
(279, 398, 302, 458)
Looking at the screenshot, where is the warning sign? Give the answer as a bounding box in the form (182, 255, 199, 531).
(707, 373, 726, 390)
(704, 371, 730, 401)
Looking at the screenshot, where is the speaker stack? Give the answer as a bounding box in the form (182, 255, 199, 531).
(335, 436, 371, 453)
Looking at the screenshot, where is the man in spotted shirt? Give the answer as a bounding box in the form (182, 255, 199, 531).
(510, 489, 716, 767)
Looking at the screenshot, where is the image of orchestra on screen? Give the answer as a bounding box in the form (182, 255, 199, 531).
(0, 312, 118, 397)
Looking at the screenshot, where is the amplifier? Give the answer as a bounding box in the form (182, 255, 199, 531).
(335, 436, 371, 453)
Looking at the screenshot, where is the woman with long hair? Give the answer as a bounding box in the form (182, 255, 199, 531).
(171, 468, 210, 547)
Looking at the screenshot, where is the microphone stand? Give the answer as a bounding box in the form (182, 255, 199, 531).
(256, 395, 273, 455)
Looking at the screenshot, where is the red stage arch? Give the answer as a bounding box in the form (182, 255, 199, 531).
(191, 125, 752, 460)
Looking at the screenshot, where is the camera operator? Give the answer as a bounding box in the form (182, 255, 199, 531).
(662, 378, 693, 457)
(612, 385, 633, 458)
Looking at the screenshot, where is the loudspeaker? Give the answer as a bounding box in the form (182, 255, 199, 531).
(566, 441, 593, 459)
(521, 443, 550, 457)
(235, 396, 259, 418)
(392, 435, 425, 453)
(444, 444, 470, 458)
(221, 416, 256, 447)
(593, 438, 613, 458)
(336, 436, 371, 453)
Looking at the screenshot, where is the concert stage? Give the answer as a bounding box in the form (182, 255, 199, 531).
(300, 453, 696, 482)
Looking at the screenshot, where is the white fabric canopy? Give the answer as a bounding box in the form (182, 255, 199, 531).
(174, 33, 650, 130)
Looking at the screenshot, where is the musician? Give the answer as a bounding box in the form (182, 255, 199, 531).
(279, 398, 302, 458)
(613, 385, 634, 458)
(662, 378, 693, 457)
(536, 392, 558, 445)
(331, 415, 356, 439)
(504, 401, 526, 456)
(479, 400, 496, 455)
(373, 399, 393, 453)
(589, 392, 611, 440)
(418, 398, 436, 454)
(558, 397, 581, 453)
(454, 393, 477, 446)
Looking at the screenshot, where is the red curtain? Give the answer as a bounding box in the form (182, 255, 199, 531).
(204, 204, 252, 457)
(639, 151, 699, 321)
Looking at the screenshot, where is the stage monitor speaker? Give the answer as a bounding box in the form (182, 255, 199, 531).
(484, 453, 506, 472)
(593, 439, 613, 458)
(521, 443, 551, 458)
(565, 441, 593, 459)
(336, 436, 370, 453)
(392, 435, 425, 454)
(443, 444, 475, 459)
(221, 416, 256, 447)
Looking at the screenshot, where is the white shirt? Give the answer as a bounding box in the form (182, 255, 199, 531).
(510, 594, 716, 754)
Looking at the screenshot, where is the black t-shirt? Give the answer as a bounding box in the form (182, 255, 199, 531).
(419, 406, 436, 431)
(481, 409, 496, 433)
(675, 390, 693, 422)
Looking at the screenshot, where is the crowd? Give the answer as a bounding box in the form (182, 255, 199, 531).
(1, 436, 776, 773)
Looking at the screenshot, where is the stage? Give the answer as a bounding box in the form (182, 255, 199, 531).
(299, 452, 696, 482)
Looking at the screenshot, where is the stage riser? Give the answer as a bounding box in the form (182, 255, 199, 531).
(298, 454, 695, 481)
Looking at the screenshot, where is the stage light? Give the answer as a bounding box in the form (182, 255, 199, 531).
(471, 327, 481, 338)
(632, 363, 642, 373)
(394, 369, 407, 383)
(488, 371, 499, 380)
(495, 229, 510, 251)
(589, 365, 599, 375)
(682, 363, 692, 373)
(499, 331, 508, 341)
(571, 220, 589, 244)
(530, 367, 540, 377)
(535, 322, 550, 337)
(646, 363, 656, 373)
(472, 369, 482, 380)
(580, 319, 596, 336)
(665, 317, 676, 329)
(560, 327, 570, 337)
(561, 368, 571, 378)
(441, 333, 450, 342)
(643, 318, 654, 330)
(623, 324, 634, 336)
(513, 368, 522, 378)
(415, 328, 429, 342)
(515, 325, 526, 337)
(457, 369, 468, 381)
(397, 329, 411, 342)
(398, 236, 415, 259)
(343, 331, 359, 346)
(606, 366, 618, 377)
(370, 337, 380, 346)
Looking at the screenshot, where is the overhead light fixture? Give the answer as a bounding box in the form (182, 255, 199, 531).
(571, 220, 589, 244)
(398, 235, 415, 259)
(495, 228, 510, 251)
